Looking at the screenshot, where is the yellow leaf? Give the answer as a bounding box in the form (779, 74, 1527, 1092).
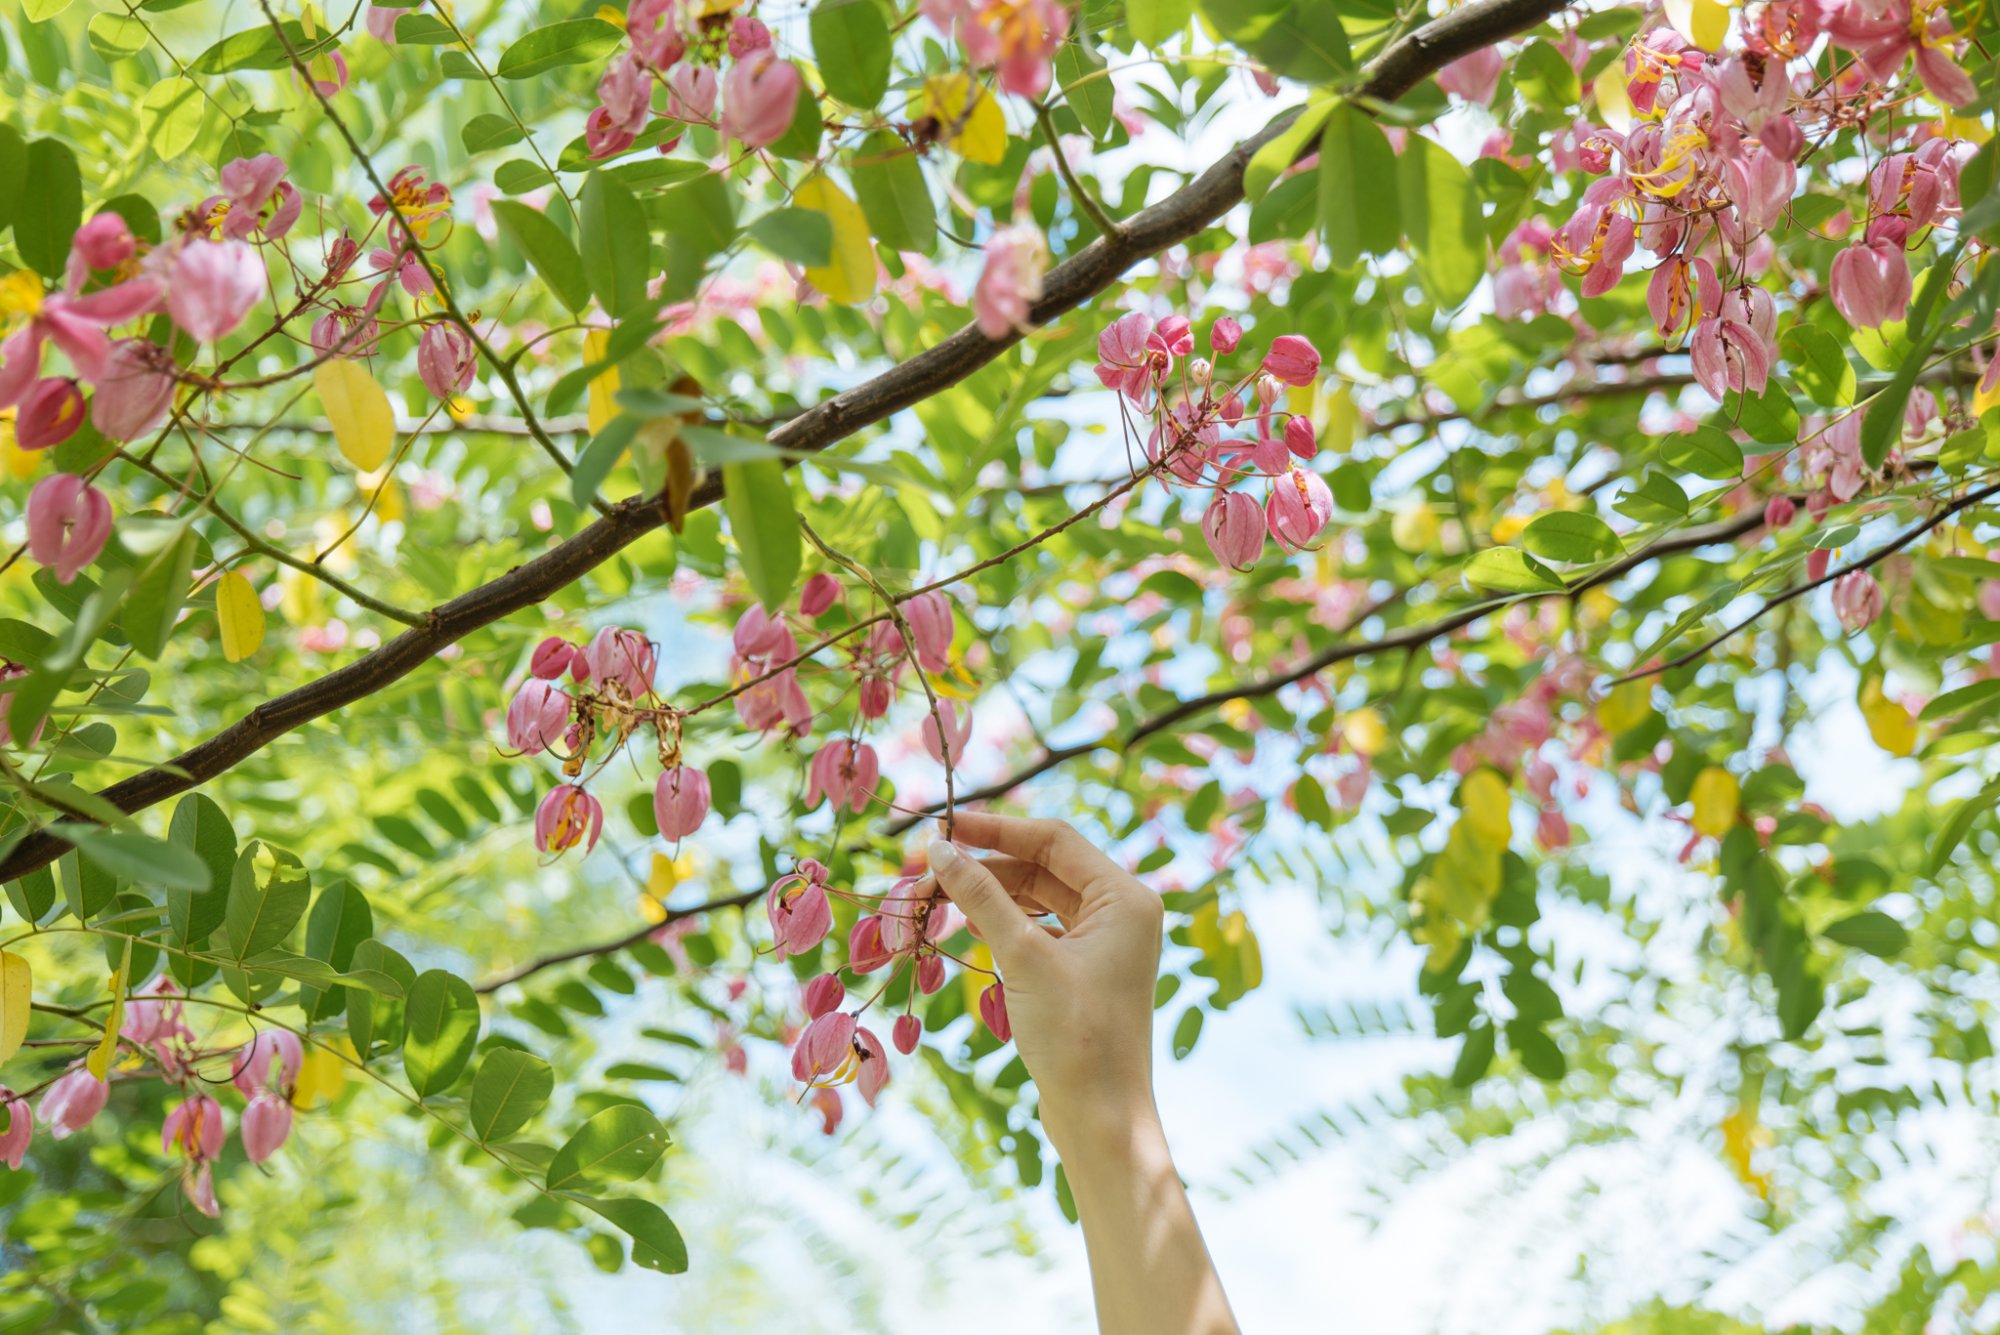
(292, 1039, 350, 1110)
(1598, 679, 1653, 734)
(1341, 707, 1387, 757)
(960, 939, 993, 1014)
(88, 949, 128, 1081)
(0, 410, 42, 481)
(1859, 676, 1917, 756)
(1689, 766, 1739, 837)
(915, 74, 1006, 165)
(1461, 769, 1513, 850)
(1663, 0, 1729, 51)
(1592, 60, 1635, 135)
(215, 571, 266, 663)
(0, 951, 29, 1067)
(1720, 1104, 1773, 1201)
(793, 175, 877, 306)
(583, 329, 621, 435)
(314, 359, 395, 471)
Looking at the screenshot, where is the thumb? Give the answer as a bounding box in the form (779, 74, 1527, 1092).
(928, 839, 1038, 974)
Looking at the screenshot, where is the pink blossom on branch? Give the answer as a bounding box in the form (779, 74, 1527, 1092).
(654, 765, 712, 840)
(166, 239, 267, 344)
(972, 224, 1049, 339)
(26, 473, 113, 585)
(534, 784, 604, 854)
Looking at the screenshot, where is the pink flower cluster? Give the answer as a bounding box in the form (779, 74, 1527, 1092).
(921, 0, 1071, 98)
(1, 977, 307, 1218)
(1092, 311, 1331, 570)
(584, 2, 802, 160)
(1533, 10, 1976, 395)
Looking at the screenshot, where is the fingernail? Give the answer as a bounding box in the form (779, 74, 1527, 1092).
(927, 839, 958, 870)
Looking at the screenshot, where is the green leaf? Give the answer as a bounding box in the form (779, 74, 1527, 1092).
(1920, 677, 2000, 722)
(579, 171, 654, 320)
(1724, 381, 1801, 446)
(554, 1193, 688, 1274)
(402, 970, 481, 1097)
(767, 81, 822, 161)
(166, 793, 235, 945)
(58, 824, 209, 892)
(1171, 1005, 1204, 1059)
(1201, 0, 1350, 81)
(121, 526, 195, 660)
(1464, 548, 1563, 593)
(469, 1048, 555, 1142)
(491, 200, 590, 315)
(570, 414, 641, 510)
(1512, 40, 1579, 111)
(810, 0, 891, 107)
(721, 459, 802, 612)
(300, 880, 373, 1020)
(17, 139, 82, 279)
(1821, 910, 1909, 957)
(1659, 425, 1744, 481)
(191, 22, 338, 74)
(545, 1104, 671, 1191)
(1450, 1019, 1496, 1086)
(9, 569, 131, 744)
(747, 208, 833, 267)
(1055, 40, 1114, 141)
(0, 126, 27, 237)
(850, 132, 936, 256)
(494, 160, 556, 195)
(1316, 105, 1398, 268)
(1927, 776, 2000, 875)
(223, 846, 310, 960)
(86, 13, 149, 61)
(1130, 0, 1196, 47)
(1783, 324, 1856, 407)
(1521, 512, 1624, 564)
(1244, 101, 1331, 204)
(496, 19, 623, 79)
(391, 13, 458, 43)
(460, 113, 525, 155)
(1613, 471, 1690, 524)
(1396, 135, 1484, 309)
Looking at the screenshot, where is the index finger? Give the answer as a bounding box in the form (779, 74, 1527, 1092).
(946, 814, 1130, 900)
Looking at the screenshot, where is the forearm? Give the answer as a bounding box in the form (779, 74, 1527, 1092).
(1056, 1106, 1240, 1335)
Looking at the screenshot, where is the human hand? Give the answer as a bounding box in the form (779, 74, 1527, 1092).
(923, 813, 1165, 1154)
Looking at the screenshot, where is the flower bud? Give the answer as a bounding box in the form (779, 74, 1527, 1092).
(1189, 357, 1212, 386)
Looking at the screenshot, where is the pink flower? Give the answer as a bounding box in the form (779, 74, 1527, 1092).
(1825, 0, 1977, 108)
(921, 698, 973, 766)
(799, 573, 841, 616)
(854, 1026, 889, 1105)
(218, 153, 298, 240)
(735, 668, 813, 735)
(654, 765, 711, 840)
(667, 63, 719, 121)
(1266, 466, 1333, 550)
(585, 106, 639, 160)
(1830, 233, 1911, 329)
(904, 590, 954, 671)
(802, 973, 844, 1019)
(506, 679, 570, 754)
(731, 17, 774, 55)
(732, 603, 796, 660)
(1691, 288, 1776, 401)
(16, 377, 83, 449)
(1202, 491, 1264, 571)
(598, 55, 653, 136)
(879, 875, 951, 956)
(1094, 312, 1170, 401)
(240, 1092, 293, 1164)
(122, 975, 191, 1049)
(810, 1086, 843, 1133)
(232, 1030, 303, 1097)
(26, 473, 113, 585)
(917, 954, 945, 993)
(1646, 257, 1719, 342)
(163, 1094, 226, 1162)
(721, 52, 800, 148)
(38, 1069, 108, 1140)
(1551, 196, 1636, 298)
(417, 322, 477, 400)
(366, 4, 399, 42)
(0, 268, 161, 406)
(530, 636, 578, 680)
(1284, 414, 1316, 461)
(978, 982, 1011, 1042)
(1535, 807, 1571, 851)
(1156, 315, 1194, 357)
(849, 915, 891, 972)
(90, 339, 177, 441)
(922, 0, 1067, 97)
(1437, 46, 1503, 103)
(534, 784, 604, 854)
(892, 1014, 922, 1054)
(0, 1090, 30, 1169)
(166, 239, 266, 343)
(1832, 570, 1883, 631)
(806, 739, 878, 814)
(1209, 316, 1242, 355)
(182, 1161, 219, 1218)
(584, 626, 656, 698)
(72, 214, 136, 271)
(791, 1010, 856, 1083)
(767, 861, 834, 959)
(972, 224, 1049, 339)
(1261, 335, 1320, 386)
(1764, 495, 1796, 529)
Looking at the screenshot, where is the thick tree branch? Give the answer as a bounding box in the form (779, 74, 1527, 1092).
(0, 0, 1569, 885)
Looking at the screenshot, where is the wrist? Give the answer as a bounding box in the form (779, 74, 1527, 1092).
(1042, 1085, 1165, 1166)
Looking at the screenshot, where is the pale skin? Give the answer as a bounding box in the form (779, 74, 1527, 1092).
(920, 813, 1240, 1335)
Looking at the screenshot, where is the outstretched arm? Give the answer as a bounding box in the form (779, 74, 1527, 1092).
(925, 814, 1239, 1335)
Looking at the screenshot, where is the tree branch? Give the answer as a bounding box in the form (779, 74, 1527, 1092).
(472, 885, 761, 993)
(0, 0, 1571, 885)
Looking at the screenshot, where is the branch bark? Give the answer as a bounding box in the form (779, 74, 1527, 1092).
(0, 0, 1571, 885)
